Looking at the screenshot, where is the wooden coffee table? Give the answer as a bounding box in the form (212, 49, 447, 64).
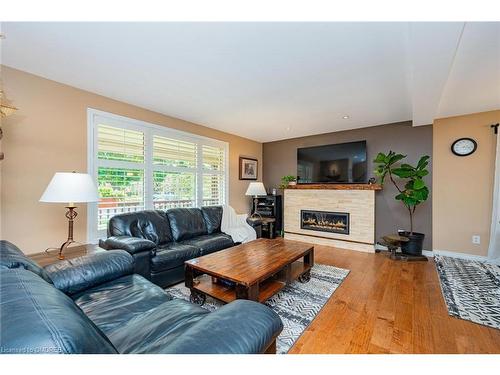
(184, 238, 314, 305)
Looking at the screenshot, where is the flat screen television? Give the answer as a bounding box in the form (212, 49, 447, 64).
(297, 141, 367, 184)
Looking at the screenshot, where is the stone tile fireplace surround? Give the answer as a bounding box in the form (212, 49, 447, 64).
(284, 184, 382, 252)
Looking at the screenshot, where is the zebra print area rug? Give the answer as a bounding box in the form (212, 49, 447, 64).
(167, 263, 349, 354)
(435, 255, 500, 330)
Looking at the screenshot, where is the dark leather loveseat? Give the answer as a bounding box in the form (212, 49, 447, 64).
(102, 206, 236, 287)
(0, 240, 283, 354)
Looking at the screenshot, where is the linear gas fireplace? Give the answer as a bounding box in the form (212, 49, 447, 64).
(300, 210, 350, 235)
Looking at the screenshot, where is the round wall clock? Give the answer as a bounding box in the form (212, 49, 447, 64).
(451, 138, 477, 156)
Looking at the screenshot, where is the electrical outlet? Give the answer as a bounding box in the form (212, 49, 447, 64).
(472, 235, 481, 245)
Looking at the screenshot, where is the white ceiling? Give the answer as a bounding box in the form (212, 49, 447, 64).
(1, 22, 499, 142)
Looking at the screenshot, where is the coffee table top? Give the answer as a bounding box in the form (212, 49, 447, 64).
(185, 238, 313, 286)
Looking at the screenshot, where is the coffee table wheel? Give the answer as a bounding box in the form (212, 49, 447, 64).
(298, 271, 311, 283)
(189, 290, 206, 306)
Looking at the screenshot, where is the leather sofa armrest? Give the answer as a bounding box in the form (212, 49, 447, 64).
(44, 250, 134, 295)
(103, 236, 156, 255)
(161, 300, 283, 354)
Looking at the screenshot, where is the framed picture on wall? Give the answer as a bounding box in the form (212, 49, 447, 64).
(239, 157, 258, 180)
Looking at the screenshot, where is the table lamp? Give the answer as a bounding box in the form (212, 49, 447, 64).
(40, 172, 98, 259)
(245, 182, 267, 219)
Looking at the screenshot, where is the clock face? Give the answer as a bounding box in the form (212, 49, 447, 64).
(451, 138, 477, 156)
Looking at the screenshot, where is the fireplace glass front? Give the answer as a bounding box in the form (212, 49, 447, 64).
(300, 210, 350, 235)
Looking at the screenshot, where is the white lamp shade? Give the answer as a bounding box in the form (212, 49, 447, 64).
(40, 172, 99, 203)
(245, 182, 267, 196)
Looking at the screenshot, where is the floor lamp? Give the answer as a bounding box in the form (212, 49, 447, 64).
(40, 172, 98, 260)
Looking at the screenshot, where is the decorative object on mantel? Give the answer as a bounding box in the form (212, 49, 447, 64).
(245, 181, 267, 219)
(279, 175, 297, 189)
(40, 172, 99, 260)
(0, 89, 19, 161)
(239, 156, 258, 180)
(374, 151, 430, 256)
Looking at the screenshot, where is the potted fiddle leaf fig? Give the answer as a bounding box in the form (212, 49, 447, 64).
(374, 151, 430, 255)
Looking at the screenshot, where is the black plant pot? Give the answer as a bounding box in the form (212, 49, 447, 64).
(398, 231, 425, 256)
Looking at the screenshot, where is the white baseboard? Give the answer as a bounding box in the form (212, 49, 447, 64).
(286, 232, 375, 253)
(430, 249, 488, 262)
(375, 244, 488, 261)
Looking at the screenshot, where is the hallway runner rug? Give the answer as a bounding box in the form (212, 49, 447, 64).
(435, 255, 500, 330)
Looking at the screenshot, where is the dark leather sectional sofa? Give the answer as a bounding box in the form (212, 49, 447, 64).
(100, 206, 234, 287)
(0, 240, 283, 354)
(101, 206, 235, 287)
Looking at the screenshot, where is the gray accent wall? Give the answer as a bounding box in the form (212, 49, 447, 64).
(263, 121, 433, 250)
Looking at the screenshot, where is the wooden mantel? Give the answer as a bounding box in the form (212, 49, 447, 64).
(285, 183, 382, 191)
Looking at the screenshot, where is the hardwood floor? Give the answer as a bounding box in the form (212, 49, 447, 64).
(288, 245, 500, 354)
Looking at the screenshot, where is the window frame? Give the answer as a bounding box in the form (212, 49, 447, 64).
(87, 108, 229, 243)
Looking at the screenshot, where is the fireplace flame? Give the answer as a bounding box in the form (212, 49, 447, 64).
(303, 217, 347, 229)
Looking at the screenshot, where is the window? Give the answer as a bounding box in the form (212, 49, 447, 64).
(202, 145, 226, 206)
(88, 109, 228, 241)
(152, 135, 197, 209)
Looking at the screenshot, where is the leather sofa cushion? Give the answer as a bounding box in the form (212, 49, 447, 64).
(106, 298, 210, 353)
(44, 250, 134, 295)
(103, 236, 156, 255)
(201, 206, 223, 234)
(181, 233, 234, 255)
(158, 299, 283, 354)
(167, 208, 207, 241)
(0, 268, 117, 354)
(108, 210, 172, 245)
(0, 240, 52, 283)
(106, 298, 283, 354)
(151, 244, 201, 271)
(73, 274, 172, 337)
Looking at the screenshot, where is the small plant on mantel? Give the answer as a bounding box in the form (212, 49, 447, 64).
(374, 151, 430, 255)
(279, 175, 297, 189)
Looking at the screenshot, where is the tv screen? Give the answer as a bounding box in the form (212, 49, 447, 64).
(297, 141, 367, 184)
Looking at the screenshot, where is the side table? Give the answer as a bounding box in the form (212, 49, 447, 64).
(246, 217, 263, 238)
(29, 244, 105, 267)
(260, 217, 276, 239)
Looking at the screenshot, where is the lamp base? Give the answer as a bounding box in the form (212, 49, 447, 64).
(58, 206, 78, 260)
(58, 239, 77, 260)
(250, 196, 263, 220)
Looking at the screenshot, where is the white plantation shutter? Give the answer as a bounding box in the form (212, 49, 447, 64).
(96, 124, 145, 231)
(98, 125, 144, 162)
(202, 145, 226, 206)
(88, 110, 228, 240)
(153, 136, 197, 208)
(202, 144, 224, 171)
(153, 136, 197, 168)
(202, 174, 225, 206)
(97, 167, 145, 230)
